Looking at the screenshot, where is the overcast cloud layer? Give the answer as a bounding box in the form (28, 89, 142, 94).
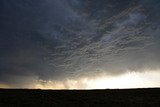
(0, 0, 160, 88)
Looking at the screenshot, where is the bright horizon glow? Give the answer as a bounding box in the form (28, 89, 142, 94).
(0, 83, 10, 88)
(1, 70, 160, 89)
(33, 70, 160, 89)
(85, 70, 160, 89)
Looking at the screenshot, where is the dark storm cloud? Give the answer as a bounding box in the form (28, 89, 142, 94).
(0, 0, 160, 87)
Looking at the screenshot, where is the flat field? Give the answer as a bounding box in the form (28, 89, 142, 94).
(0, 88, 160, 107)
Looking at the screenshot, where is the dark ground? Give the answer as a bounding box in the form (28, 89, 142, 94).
(0, 88, 160, 107)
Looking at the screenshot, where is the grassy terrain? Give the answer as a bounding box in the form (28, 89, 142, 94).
(0, 88, 160, 107)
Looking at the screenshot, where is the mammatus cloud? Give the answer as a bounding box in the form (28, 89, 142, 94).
(0, 0, 160, 88)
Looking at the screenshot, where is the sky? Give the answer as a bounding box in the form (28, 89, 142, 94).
(0, 0, 160, 89)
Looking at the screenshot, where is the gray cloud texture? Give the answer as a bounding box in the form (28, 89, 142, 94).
(0, 0, 160, 88)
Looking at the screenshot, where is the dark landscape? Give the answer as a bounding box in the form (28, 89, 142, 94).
(0, 88, 160, 107)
